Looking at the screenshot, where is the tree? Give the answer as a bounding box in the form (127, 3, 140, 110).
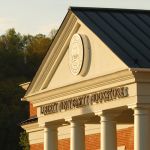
(0, 28, 54, 149)
(23, 33, 52, 78)
(19, 131, 30, 150)
(0, 29, 24, 79)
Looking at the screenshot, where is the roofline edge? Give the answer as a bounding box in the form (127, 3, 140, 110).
(70, 6, 150, 12)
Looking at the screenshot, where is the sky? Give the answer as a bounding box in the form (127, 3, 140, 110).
(0, 0, 149, 36)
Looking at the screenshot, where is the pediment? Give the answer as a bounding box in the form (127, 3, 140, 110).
(25, 9, 128, 99)
(47, 23, 128, 91)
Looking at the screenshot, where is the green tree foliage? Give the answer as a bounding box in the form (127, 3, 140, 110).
(0, 29, 24, 79)
(19, 131, 30, 150)
(24, 34, 51, 78)
(0, 28, 53, 150)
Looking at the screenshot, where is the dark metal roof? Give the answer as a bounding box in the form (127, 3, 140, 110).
(71, 7, 150, 68)
(20, 116, 38, 126)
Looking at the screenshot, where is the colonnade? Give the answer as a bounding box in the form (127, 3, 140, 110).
(43, 106, 150, 150)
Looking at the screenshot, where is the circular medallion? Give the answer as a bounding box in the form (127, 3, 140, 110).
(69, 34, 84, 76)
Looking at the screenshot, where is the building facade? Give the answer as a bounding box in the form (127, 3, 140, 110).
(21, 7, 150, 150)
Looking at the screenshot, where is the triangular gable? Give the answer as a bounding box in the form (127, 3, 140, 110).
(25, 8, 148, 98)
(47, 21, 127, 90)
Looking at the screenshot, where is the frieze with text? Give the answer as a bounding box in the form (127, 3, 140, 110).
(40, 87, 128, 115)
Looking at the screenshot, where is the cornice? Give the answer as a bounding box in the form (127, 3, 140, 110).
(40, 21, 80, 90)
(26, 11, 80, 95)
(21, 122, 43, 133)
(130, 68, 150, 72)
(132, 71, 150, 83)
(24, 69, 135, 106)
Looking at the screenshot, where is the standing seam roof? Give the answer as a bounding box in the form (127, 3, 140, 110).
(71, 7, 150, 68)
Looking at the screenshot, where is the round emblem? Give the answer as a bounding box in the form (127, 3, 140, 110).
(69, 34, 84, 76)
(69, 33, 91, 76)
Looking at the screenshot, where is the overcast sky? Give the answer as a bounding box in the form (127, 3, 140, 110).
(0, 0, 149, 36)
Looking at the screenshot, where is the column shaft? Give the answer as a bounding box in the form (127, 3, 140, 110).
(44, 126, 58, 150)
(101, 115, 117, 150)
(134, 108, 150, 150)
(70, 121, 85, 150)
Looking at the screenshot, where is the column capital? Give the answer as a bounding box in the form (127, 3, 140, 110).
(65, 117, 88, 124)
(128, 103, 150, 110)
(40, 123, 59, 129)
(40, 119, 66, 128)
(95, 110, 121, 118)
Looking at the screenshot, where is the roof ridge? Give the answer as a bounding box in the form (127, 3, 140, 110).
(70, 6, 150, 12)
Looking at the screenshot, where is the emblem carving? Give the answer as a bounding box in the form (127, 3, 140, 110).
(69, 34, 84, 76)
(69, 33, 91, 76)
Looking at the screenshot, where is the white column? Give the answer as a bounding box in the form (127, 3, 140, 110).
(44, 126, 58, 150)
(101, 114, 117, 150)
(70, 120, 85, 150)
(134, 107, 150, 150)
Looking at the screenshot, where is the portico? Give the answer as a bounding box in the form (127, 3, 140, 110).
(39, 103, 150, 150)
(21, 7, 150, 150)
